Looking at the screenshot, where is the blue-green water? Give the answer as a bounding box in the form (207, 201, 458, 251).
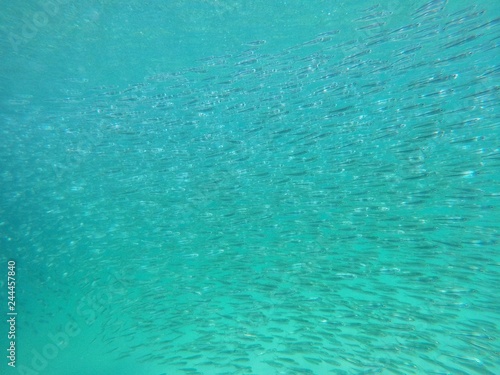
(1, 1, 499, 374)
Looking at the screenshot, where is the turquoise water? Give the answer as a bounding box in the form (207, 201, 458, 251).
(1, 1, 499, 374)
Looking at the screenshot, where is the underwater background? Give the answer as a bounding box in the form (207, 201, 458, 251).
(0, 1, 499, 374)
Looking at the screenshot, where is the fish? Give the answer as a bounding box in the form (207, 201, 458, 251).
(3, 1, 498, 374)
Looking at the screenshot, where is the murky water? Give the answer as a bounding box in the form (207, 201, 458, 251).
(1, 1, 499, 374)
